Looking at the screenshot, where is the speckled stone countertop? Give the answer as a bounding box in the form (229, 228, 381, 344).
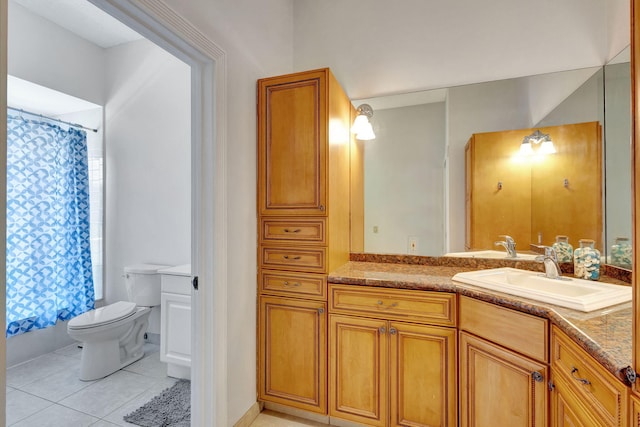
(329, 258, 633, 385)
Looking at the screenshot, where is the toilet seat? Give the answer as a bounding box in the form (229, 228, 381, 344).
(68, 301, 137, 330)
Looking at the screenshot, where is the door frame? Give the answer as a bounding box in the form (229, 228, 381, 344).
(87, 1, 228, 425)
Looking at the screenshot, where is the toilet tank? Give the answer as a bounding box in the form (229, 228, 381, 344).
(124, 264, 170, 307)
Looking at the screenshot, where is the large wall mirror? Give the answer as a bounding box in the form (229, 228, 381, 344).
(354, 46, 631, 270)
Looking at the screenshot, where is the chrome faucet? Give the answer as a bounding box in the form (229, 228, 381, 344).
(494, 235, 517, 258)
(534, 246, 566, 280)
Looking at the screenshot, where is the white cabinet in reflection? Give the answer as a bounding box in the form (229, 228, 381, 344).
(159, 264, 191, 379)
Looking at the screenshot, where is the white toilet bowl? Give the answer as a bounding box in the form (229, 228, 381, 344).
(67, 263, 168, 381)
(68, 301, 150, 381)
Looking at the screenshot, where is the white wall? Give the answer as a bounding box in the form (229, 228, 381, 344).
(293, 0, 609, 100)
(7, 1, 105, 104)
(365, 103, 445, 255)
(607, 0, 630, 60)
(154, 1, 295, 423)
(104, 39, 191, 334)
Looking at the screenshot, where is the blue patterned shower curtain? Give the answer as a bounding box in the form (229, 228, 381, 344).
(6, 115, 95, 337)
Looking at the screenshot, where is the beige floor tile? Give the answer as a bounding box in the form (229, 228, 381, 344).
(250, 410, 330, 427)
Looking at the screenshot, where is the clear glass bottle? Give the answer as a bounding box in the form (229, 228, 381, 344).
(610, 237, 632, 269)
(552, 235, 573, 263)
(573, 239, 600, 280)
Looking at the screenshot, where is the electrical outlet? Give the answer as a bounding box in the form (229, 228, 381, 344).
(373, 226, 379, 233)
(408, 236, 418, 254)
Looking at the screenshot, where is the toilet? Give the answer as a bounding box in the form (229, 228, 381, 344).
(67, 263, 169, 381)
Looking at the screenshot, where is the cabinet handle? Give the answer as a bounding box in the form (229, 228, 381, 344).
(317, 308, 324, 315)
(379, 327, 386, 334)
(531, 371, 544, 382)
(376, 300, 399, 310)
(283, 255, 301, 260)
(283, 281, 302, 287)
(570, 367, 591, 385)
(389, 328, 397, 335)
(283, 228, 301, 233)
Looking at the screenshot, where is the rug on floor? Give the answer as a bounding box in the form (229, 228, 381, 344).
(124, 379, 191, 427)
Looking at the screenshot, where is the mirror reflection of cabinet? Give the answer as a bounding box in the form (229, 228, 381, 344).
(465, 122, 602, 252)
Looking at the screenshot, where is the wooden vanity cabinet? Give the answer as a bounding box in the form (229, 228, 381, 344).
(458, 296, 549, 427)
(328, 285, 458, 427)
(256, 68, 357, 414)
(550, 326, 628, 427)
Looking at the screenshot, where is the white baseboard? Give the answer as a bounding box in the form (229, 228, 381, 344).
(233, 401, 262, 427)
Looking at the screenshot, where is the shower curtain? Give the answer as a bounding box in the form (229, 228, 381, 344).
(6, 114, 94, 337)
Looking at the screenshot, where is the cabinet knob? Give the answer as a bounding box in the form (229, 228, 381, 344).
(319, 205, 325, 211)
(317, 308, 324, 315)
(376, 300, 399, 310)
(379, 327, 386, 334)
(389, 328, 397, 335)
(283, 281, 302, 287)
(570, 367, 591, 385)
(531, 371, 543, 382)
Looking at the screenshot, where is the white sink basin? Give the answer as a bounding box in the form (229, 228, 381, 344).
(452, 267, 632, 312)
(445, 250, 539, 260)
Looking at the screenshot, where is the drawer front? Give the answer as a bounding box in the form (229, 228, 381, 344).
(459, 296, 548, 363)
(260, 270, 326, 298)
(261, 218, 325, 244)
(260, 246, 326, 273)
(329, 284, 456, 327)
(551, 326, 627, 426)
(161, 274, 192, 295)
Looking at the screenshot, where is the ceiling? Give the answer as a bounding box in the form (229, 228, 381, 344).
(11, 0, 142, 48)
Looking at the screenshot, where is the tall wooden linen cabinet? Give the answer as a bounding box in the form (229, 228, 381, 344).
(257, 68, 361, 414)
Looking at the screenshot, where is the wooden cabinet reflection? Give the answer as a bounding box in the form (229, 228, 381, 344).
(465, 121, 602, 252)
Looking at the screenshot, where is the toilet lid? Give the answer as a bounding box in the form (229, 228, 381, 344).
(68, 301, 137, 329)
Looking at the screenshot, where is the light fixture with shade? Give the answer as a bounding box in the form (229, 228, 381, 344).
(351, 104, 376, 140)
(519, 129, 556, 156)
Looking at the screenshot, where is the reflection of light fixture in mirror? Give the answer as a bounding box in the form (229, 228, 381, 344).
(351, 103, 376, 140)
(519, 130, 556, 155)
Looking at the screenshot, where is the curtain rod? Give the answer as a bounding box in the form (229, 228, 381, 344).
(7, 106, 98, 133)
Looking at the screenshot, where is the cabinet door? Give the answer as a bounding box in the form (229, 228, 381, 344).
(160, 292, 191, 367)
(389, 322, 457, 427)
(258, 70, 327, 216)
(329, 314, 388, 427)
(459, 331, 548, 427)
(630, 393, 640, 427)
(259, 296, 327, 413)
(551, 371, 605, 427)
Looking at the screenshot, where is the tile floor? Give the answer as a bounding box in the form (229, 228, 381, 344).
(6, 343, 178, 426)
(249, 410, 330, 426)
(6, 343, 334, 427)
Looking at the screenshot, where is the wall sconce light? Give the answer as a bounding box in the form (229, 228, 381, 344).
(351, 104, 376, 140)
(519, 130, 556, 156)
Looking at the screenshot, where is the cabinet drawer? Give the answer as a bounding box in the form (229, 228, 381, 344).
(459, 296, 548, 363)
(260, 246, 326, 273)
(161, 274, 191, 295)
(260, 218, 325, 244)
(329, 284, 456, 327)
(260, 270, 326, 298)
(551, 326, 628, 426)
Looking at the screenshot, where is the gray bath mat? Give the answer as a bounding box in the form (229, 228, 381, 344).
(124, 379, 191, 426)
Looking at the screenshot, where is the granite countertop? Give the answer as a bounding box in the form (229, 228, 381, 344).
(328, 260, 633, 384)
